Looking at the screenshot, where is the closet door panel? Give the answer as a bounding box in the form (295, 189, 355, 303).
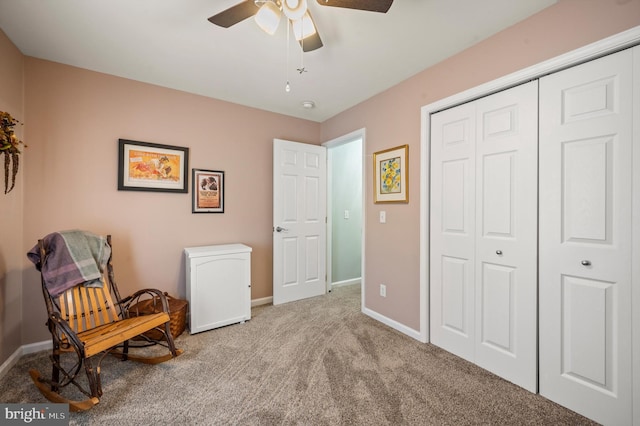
(430, 103, 476, 362)
(562, 138, 611, 242)
(474, 81, 538, 393)
(539, 48, 633, 426)
(480, 262, 515, 350)
(482, 152, 514, 236)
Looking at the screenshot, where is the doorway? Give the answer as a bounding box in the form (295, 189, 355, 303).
(324, 129, 365, 298)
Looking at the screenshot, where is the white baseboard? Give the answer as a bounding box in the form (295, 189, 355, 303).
(362, 307, 426, 343)
(331, 278, 361, 288)
(23, 340, 52, 354)
(251, 281, 361, 307)
(0, 347, 23, 380)
(0, 340, 51, 380)
(251, 296, 273, 307)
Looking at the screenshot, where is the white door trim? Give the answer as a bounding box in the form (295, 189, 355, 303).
(420, 26, 640, 344)
(632, 45, 640, 426)
(323, 128, 366, 312)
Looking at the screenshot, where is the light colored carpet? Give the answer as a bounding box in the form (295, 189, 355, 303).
(0, 284, 596, 425)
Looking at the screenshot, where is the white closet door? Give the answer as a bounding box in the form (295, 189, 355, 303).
(539, 48, 634, 425)
(430, 102, 476, 363)
(474, 81, 538, 392)
(430, 82, 538, 393)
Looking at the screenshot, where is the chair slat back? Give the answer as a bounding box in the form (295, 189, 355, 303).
(37, 234, 125, 334)
(56, 278, 120, 333)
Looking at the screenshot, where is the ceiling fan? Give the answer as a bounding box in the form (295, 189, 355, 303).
(208, 0, 394, 52)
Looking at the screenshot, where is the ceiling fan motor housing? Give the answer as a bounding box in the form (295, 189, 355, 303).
(254, 0, 280, 6)
(282, 0, 308, 20)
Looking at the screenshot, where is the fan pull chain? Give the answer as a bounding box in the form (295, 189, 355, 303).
(299, 37, 304, 72)
(297, 19, 307, 75)
(285, 23, 291, 93)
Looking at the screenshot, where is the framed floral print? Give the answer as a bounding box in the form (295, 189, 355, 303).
(373, 144, 408, 203)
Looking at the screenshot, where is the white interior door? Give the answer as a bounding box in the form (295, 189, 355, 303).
(273, 139, 327, 305)
(539, 48, 634, 425)
(430, 81, 538, 392)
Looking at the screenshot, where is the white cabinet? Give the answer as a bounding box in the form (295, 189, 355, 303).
(184, 244, 252, 334)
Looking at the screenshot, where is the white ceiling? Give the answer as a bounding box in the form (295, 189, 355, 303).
(0, 0, 556, 122)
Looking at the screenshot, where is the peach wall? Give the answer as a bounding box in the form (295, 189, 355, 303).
(320, 0, 640, 331)
(0, 29, 24, 363)
(20, 59, 320, 343)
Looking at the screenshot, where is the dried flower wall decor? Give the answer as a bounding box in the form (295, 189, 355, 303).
(0, 111, 25, 194)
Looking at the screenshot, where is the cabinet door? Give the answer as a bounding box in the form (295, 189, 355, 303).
(474, 81, 538, 393)
(190, 253, 251, 333)
(539, 48, 634, 425)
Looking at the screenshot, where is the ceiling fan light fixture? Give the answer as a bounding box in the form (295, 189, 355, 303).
(255, 1, 282, 35)
(292, 11, 316, 41)
(282, 0, 308, 21)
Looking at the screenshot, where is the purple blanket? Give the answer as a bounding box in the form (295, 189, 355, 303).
(27, 230, 111, 297)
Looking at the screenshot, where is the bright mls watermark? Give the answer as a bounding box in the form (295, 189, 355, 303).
(1, 404, 68, 425)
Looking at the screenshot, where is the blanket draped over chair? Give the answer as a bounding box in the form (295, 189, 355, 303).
(27, 230, 111, 297)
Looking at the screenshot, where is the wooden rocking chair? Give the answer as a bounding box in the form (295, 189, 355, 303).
(28, 233, 183, 411)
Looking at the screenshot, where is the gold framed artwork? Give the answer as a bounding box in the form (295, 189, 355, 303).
(373, 144, 408, 203)
(192, 169, 224, 213)
(117, 139, 189, 193)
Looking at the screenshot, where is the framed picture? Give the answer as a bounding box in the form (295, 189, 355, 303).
(118, 139, 189, 193)
(192, 169, 224, 213)
(373, 144, 409, 203)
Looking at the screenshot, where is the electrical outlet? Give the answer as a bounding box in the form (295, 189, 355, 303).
(380, 284, 386, 297)
(344, 209, 350, 219)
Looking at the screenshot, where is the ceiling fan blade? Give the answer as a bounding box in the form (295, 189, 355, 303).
(300, 31, 323, 52)
(299, 11, 323, 52)
(315, 0, 393, 13)
(208, 1, 258, 28)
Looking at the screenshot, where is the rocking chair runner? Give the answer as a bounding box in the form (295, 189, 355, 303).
(28, 233, 183, 411)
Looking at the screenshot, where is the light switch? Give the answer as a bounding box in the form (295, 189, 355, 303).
(344, 210, 350, 219)
(379, 211, 386, 223)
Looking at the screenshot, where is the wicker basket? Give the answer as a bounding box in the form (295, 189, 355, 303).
(129, 293, 188, 341)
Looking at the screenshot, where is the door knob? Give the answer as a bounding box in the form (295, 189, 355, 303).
(496, 250, 503, 255)
(581, 260, 591, 266)
(275, 226, 288, 233)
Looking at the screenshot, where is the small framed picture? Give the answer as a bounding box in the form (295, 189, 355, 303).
(118, 139, 189, 193)
(373, 144, 409, 203)
(192, 169, 224, 213)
